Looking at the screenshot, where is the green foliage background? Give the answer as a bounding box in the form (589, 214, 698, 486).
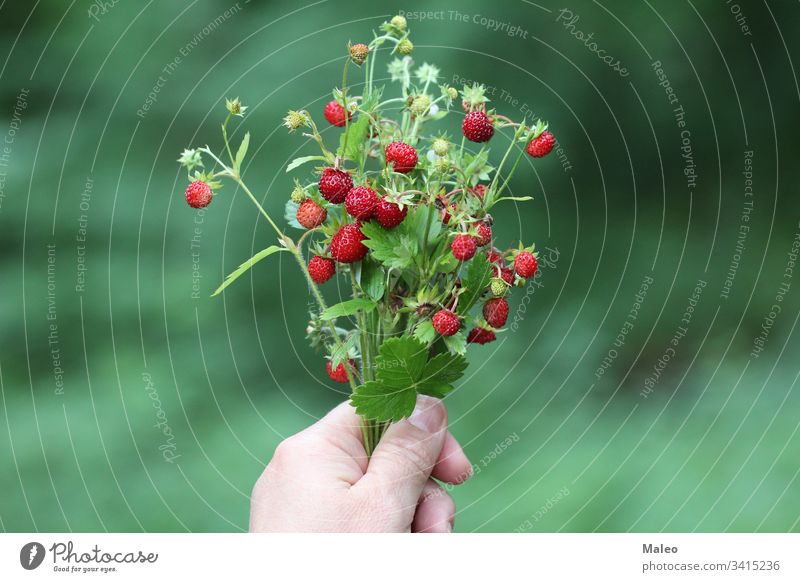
(1, 0, 799, 532)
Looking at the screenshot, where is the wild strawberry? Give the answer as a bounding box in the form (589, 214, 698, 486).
(385, 142, 418, 173)
(308, 256, 335, 284)
(349, 43, 369, 65)
(432, 309, 460, 337)
(296, 198, 327, 229)
(475, 223, 492, 246)
(324, 101, 351, 127)
(345, 186, 378, 220)
(451, 234, 477, 261)
(462, 110, 494, 143)
(185, 180, 213, 208)
(375, 198, 407, 228)
(490, 278, 509, 297)
(470, 184, 487, 199)
(527, 130, 555, 158)
(486, 250, 505, 265)
(330, 223, 368, 263)
(483, 297, 509, 328)
(500, 267, 515, 286)
(318, 168, 353, 203)
(514, 251, 538, 278)
(467, 327, 496, 344)
(327, 359, 356, 383)
(439, 197, 457, 224)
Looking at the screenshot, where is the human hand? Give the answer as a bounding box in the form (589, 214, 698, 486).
(249, 395, 472, 532)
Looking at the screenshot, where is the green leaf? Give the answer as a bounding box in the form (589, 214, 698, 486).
(212, 246, 286, 296)
(284, 200, 304, 229)
(495, 196, 533, 203)
(457, 252, 492, 315)
(320, 298, 377, 320)
(286, 155, 326, 173)
(360, 222, 417, 269)
(361, 259, 386, 302)
(417, 352, 467, 397)
(375, 336, 428, 388)
(234, 132, 250, 173)
(413, 319, 436, 344)
(350, 380, 417, 422)
(443, 332, 467, 356)
(337, 115, 370, 160)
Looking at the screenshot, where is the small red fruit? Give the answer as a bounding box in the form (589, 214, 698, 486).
(514, 251, 538, 278)
(500, 267, 515, 286)
(330, 223, 368, 263)
(486, 250, 505, 265)
(318, 168, 353, 203)
(375, 198, 407, 228)
(475, 223, 492, 246)
(527, 130, 555, 158)
(385, 142, 418, 173)
(483, 297, 509, 328)
(451, 234, 477, 261)
(296, 198, 327, 229)
(432, 309, 460, 337)
(345, 186, 378, 220)
(467, 327, 496, 344)
(185, 180, 213, 208)
(326, 359, 356, 383)
(470, 184, 487, 199)
(308, 256, 335, 284)
(462, 110, 494, 143)
(324, 100, 351, 127)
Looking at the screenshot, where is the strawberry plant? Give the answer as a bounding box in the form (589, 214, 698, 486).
(177, 15, 552, 455)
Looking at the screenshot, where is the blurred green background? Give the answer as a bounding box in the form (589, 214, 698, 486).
(1, 0, 799, 532)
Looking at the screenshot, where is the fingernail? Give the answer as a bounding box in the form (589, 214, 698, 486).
(408, 396, 445, 433)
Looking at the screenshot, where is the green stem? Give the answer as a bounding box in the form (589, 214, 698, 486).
(340, 58, 352, 159)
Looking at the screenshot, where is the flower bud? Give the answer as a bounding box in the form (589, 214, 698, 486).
(283, 110, 309, 132)
(391, 15, 407, 31)
(398, 39, 414, 55)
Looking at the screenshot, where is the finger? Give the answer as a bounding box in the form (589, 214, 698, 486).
(432, 430, 472, 485)
(359, 395, 448, 512)
(412, 479, 455, 533)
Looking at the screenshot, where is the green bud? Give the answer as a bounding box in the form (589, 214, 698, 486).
(410, 94, 431, 116)
(290, 185, 305, 204)
(398, 39, 414, 56)
(391, 15, 407, 32)
(283, 110, 309, 132)
(434, 157, 451, 174)
(432, 138, 450, 156)
(225, 97, 247, 117)
(490, 278, 508, 297)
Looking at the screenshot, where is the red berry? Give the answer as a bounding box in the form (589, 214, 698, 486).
(470, 184, 487, 199)
(326, 359, 356, 383)
(432, 309, 460, 337)
(467, 327, 496, 344)
(318, 168, 353, 203)
(527, 131, 555, 158)
(185, 180, 212, 209)
(440, 198, 457, 225)
(385, 142, 418, 173)
(514, 251, 538, 278)
(345, 186, 378, 220)
(486, 250, 505, 265)
(483, 297, 509, 328)
(330, 223, 368, 263)
(375, 198, 407, 228)
(475, 223, 492, 246)
(462, 111, 494, 143)
(451, 234, 477, 261)
(500, 267, 515, 286)
(308, 256, 335, 284)
(324, 101, 351, 127)
(296, 198, 327, 229)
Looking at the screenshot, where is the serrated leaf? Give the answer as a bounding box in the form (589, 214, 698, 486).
(413, 319, 436, 344)
(443, 332, 467, 356)
(360, 222, 417, 269)
(286, 155, 326, 173)
(212, 246, 286, 296)
(337, 115, 370, 160)
(350, 380, 417, 422)
(330, 333, 359, 368)
(234, 132, 250, 173)
(375, 336, 428, 388)
(417, 352, 467, 397)
(457, 253, 492, 315)
(320, 298, 377, 320)
(361, 259, 386, 301)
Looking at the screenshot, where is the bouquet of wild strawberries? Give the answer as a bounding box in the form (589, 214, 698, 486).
(178, 15, 554, 455)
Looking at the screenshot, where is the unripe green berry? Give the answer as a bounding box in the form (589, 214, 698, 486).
(410, 94, 431, 116)
(434, 157, 451, 174)
(432, 138, 450, 156)
(398, 39, 413, 55)
(490, 278, 508, 297)
(290, 185, 305, 203)
(391, 15, 407, 31)
(283, 110, 309, 132)
(447, 87, 458, 100)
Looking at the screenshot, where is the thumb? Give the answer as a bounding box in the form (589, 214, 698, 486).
(361, 396, 448, 512)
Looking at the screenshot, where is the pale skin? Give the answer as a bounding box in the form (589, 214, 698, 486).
(249, 396, 472, 532)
